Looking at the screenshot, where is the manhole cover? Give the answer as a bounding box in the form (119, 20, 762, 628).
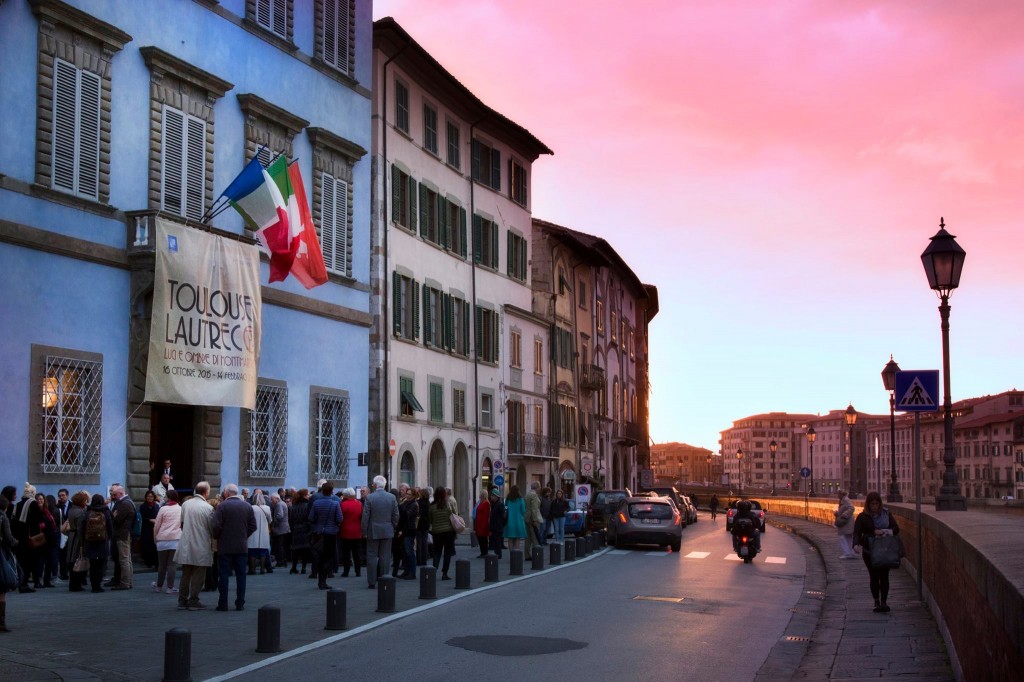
(448, 635, 588, 657)
(633, 595, 685, 603)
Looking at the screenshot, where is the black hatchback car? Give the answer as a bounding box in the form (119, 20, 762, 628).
(587, 489, 632, 531)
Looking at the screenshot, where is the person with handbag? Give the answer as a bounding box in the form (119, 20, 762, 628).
(37, 493, 61, 587)
(853, 491, 901, 613)
(12, 483, 42, 593)
(64, 491, 90, 592)
(338, 488, 363, 578)
(833, 490, 857, 559)
(0, 496, 19, 632)
(81, 493, 114, 593)
(427, 487, 456, 580)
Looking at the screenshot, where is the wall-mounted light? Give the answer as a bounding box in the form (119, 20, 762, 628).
(42, 376, 59, 409)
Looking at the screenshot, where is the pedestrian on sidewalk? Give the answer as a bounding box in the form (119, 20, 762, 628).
(140, 490, 160, 569)
(853, 491, 900, 613)
(308, 482, 342, 590)
(338, 488, 362, 577)
(427, 487, 455, 580)
(37, 493, 60, 587)
(362, 476, 399, 588)
(539, 487, 552, 545)
(415, 488, 430, 567)
(0, 496, 19, 632)
(397, 486, 419, 579)
(212, 483, 256, 611)
(489, 489, 506, 557)
(710, 494, 719, 521)
(550, 489, 568, 543)
(12, 483, 41, 592)
(524, 482, 543, 555)
(834, 490, 856, 559)
(270, 494, 290, 568)
(473, 491, 491, 557)
(247, 492, 273, 575)
(82, 493, 113, 593)
(504, 485, 527, 552)
(109, 484, 135, 590)
(64, 491, 89, 592)
(175, 481, 214, 611)
(152, 490, 181, 594)
(288, 488, 312, 574)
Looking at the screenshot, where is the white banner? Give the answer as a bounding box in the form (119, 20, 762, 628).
(145, 219, 262, 409)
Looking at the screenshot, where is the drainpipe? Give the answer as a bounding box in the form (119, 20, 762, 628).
(571, 261, 586, 487)
(468, 116, 487, 498)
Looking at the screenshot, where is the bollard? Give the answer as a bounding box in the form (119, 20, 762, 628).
(565, 539, 576, 561)
(531, 545, 545, 571)
(377, 576, 396, 613)
(455, 559, 471, 589)
(584, 535, 593, 555)
(484, 555, 500, 582)
(549, 542, 562, 566)
(509, 549, 524, 575)
(255, 605, 281, 653)
(325, 589, 346, 630)
(419, 566, 437, 600)
(163, 627, 191, 682)
(598, 530, 606, 547)
(576, 537, 585, 558)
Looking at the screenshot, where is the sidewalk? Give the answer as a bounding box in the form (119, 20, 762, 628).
(0, 536, 599, 681)
(760, 515, 954, 681)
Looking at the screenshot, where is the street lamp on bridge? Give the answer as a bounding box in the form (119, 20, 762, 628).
(845, 404, 857, 495)
(769, 440, 778, 496)
(881, 355, 903, 502)
(736, 448, 743, 494)
(807, 427, 817, 497)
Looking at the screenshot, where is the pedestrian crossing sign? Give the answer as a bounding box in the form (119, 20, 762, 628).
(894, 370, 940, 412)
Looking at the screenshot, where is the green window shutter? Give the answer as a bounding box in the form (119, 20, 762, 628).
(490, 222, 499, 269)
(471, 139, 480, 181)
(519, 238, 527, 281)
(439, 197, 449, 249)
(462, 301, 470, 354)
(459, 208, 468, 258)
(472, 214, 482, 263)
(392, 271, 401, 335)
(474, 306, 483, 360)
(423, 286, 431, 345)
(491, 311, 500, 362)
(391, 165, 400, 224)
(491, 148, 501, 191)
(418, 182, 428, 237)
(442, 293, 452, 351)
(412, 280, 420, 340)
(507, 231, 513, 276)
(408, 175, 417, 231)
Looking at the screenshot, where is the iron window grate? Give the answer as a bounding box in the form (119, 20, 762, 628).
(248, 383, 288, 478)
(42, 354, 103, 474)
(315, 393, 349, 481)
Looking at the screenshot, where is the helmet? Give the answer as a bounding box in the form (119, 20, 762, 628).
(737, 500, 752, 514)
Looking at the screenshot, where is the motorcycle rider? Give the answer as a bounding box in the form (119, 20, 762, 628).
(731, 500, 762, 553)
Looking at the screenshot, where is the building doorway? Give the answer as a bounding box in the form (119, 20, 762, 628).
(150, 403, 195, 490)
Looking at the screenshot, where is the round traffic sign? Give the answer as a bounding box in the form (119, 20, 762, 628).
(494, 475, 505, 487)
(493, 460, 504, 473)
(576, 485, 590, 497)
(389, 439, 396, 456)
(582, 462, 593, 473)
(800, 467, 811, 478)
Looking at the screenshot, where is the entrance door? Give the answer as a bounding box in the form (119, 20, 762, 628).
(151, 404, 195, 489)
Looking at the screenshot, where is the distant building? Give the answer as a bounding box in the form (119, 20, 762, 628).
(650, 443, 716, 486)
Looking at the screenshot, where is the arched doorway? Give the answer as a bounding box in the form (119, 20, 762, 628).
(399, 450, 415, 487)
(453, 442, 469, 516)
(481, 455, 493, 496)
(559, 459, 576, 497)
(428, 440, 447, 491)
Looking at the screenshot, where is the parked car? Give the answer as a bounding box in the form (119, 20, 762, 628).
(564, 499, 587, 537)
(587, 489, 632, 532)
(725, 499, 766, 533)
(642, 486, 684, 510)
(607, 497, 682, 552)
(635, 491, 685, 528)
(679, 495, 698, 525)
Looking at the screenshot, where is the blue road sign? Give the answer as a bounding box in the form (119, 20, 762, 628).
(800, 467, 811, 478)
(895, 370, 940, 412)
(494, 474, 505, 487)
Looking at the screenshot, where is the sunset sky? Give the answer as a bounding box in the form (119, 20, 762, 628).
(373, 0, 1024, 452)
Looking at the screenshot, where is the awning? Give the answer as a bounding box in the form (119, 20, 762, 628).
(400, 390, 424, 412)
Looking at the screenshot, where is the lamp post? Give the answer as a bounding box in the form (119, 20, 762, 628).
(881, 356, 903, 502)
(845, 404, 857, 495)
(769, 440, 778, 496)
(921, 218, 967, 511)
(736, 448, 743, 494)
(706, 455, 712, 486)
(807, 427, 816, 496)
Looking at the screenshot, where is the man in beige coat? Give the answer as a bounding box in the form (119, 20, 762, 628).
(524, 482, 543, 556)
(174, 481, 214, 610)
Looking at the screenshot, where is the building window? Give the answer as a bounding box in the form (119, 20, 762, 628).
(160, 105, 207, 222)
(510, 330, 522, 369)
(429, 381, 444, 423)
(37, 350, 103, 475)
(629, 331, 635, 360)
(610, 310, 618, 343)
(553, 404, 577, 447)
(50, 59, 101, 200)
(391, 165, 417, 231)
(475, 306, 500, 364)
(393, 272, 419, 340)
(473, 215, 499, 269)
(578, 280, 587, 309)
(480, 391, 494, 429)
(453, 386, 466, 425)
(446, 119, 460, 169)
(445, 200, 468, 258)
(423, 102, 438, 155)
(246, 383, 288, 478)
(450, 296, 470, 356)
(253, 0, 292, 41)
(399, 375, 423, 418)
(533, 404, 544, 436)
(318, 0, 352, 75)
(312, 389, 349, 482)
(508, 399, 526, 451)
(534, 339, 543, 374)
(320, 172, 349, 276)
(510, 158, 527, 206)
(395, 80, 409, 133)
(507, 232, 528, 282)
(471, 138, 501, 190)
(554, 326, 573, 369)
(238, 94, 307, 175)
(418, 183, 444, 247)
(423, 285, 444, 348)
(596, 299, 604, 333)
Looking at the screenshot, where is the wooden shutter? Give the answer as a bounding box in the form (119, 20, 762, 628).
(418, 182, 428, 238)
(474, 305, 482, 360)
(442, 293, 452, 351)
(423, 286, 432, 345)
(273, 0, 287, 36)
(322, 171, 337, 271)
(472, 214, 482, 263)
(459, 207, 468, 258)
(507, 231, 513, 277)
(323, 0, 349, 72)
(462, 301, 470, 356)
(257, 0, 271, 28)
(407, 174, 417, 231)
(490, 147, 501, 190)
(161, 106, 185, 215)
(491, 310, 500, 362)
(78, 70, 101, 199)
(470, 139, 480, 181)
(334, 177, 349, 274)
(390, 164, 400, 225)
(439, 197, 449, 249)
(51, 59, 78, 194)
(392, 271, 401, 335)
(412, 280, 420, 339)
(185, 116, 206, 221)
(490, 222, 499, 269)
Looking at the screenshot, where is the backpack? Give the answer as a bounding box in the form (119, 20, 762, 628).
(85, 510, 108, 542)
(733, 517, 755, 537)
(130, 509, 142, 538)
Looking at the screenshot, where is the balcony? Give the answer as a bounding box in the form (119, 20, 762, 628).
(579, 363, 605, 391)
(612, 420, 644, 446)
(507, 432, 557, 459)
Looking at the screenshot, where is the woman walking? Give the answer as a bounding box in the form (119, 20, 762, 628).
(428, 488, 456, 580)
(853, 491, 901, 613)
(81, 493, 113, 593)
(550, 489, 569, 544)
(504, 485, 527, 551)
(338, 488, 363, 577)
(473, 491, 491, 557)
(37, 493, 60, 587)
(152, 490, 182, 593)
(398, 487, 419, 579)
(834, 490, 856, 559)
(139, 490, 160, 569)
(288, 489, 312, 574)
(248, 492, 273, 574)
(0, 497, 18, 631)
(65, 491, 89, 592)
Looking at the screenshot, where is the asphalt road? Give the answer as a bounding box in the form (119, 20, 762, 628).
(234, 519, 806, 681)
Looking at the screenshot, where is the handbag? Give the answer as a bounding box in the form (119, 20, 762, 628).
(0, 544, 20, 591)
(868, 534, 904, 569)
(28, 532, 46, 549)
(308, 532, 324, 553)
(834, 515, 850, 528)
(451, 513, 467, 534)
(73, 553, 90, 573)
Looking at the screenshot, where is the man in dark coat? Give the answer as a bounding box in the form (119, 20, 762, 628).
(211, 483, 256, 611)
(488, 489, 506, 559)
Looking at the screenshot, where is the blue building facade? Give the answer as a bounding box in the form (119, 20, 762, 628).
(0, 0, 373, 499)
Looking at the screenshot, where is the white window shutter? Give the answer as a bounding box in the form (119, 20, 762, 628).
(272, 0, 287, 37)
(77, 70, 101, 199)
(51, 59, 78, 194)
(336, 177, 348, 274)
(256, 0, 271, 29)
(161, 106, 185, 215)
(185, 116, 206, 221)
(321, 172, 337, 272)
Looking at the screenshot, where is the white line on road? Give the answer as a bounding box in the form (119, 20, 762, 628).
(764, 557, 787, 564)
(685, 552, 711, 559)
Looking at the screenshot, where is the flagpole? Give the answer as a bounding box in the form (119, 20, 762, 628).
(202, 145, 271, 223)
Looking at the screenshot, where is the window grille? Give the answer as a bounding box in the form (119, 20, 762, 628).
(41, 355, 102, 474)
(315, 393, 349, 480)
(248, 384, 288, 478)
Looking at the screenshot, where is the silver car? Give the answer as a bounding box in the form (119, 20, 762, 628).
(607, 497, 683, 552)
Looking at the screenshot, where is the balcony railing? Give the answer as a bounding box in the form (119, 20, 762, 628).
(507, 432, 557, 459)
(579, 363, 606, 391)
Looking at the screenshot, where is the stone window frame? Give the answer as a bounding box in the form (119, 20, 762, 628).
(141, 47, 233, 221)
(308, 385, 350, 487)
(31, 0, 132, 207)
(237, 93, 309, 166)
(239, 378, 289, 487)
(307, 127, 366, 280)
(28, 344, 104, 486)
(314, 0, 354, 78)
(246, 0, 294, 46)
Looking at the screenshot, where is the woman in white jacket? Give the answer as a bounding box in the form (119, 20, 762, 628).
(247, 492, 273, 574)
(152, 490, 182, 593)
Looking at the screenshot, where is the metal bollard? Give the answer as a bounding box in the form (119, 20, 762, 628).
(484, 555, 500, 582)
(549, 542, 562, 566)
(531, 545, 545, 571)
(455, 559, 471, 589)
(419, 566, 437, 600)
(584, 535, 593, 555)
(377, 576, 396, 613)
(509, 549, 524, 575)
(576, 537, 585, 558)
(255, 605, 281, 653)
(565, 539, 576, 561)
(163, 627, 191, 682)
(325, 589, 346, 630)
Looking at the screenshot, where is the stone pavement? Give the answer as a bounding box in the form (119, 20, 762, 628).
(760, 515, 954, 681)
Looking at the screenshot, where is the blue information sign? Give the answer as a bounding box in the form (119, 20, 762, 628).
(494, 474, 505, 487)
(800, 467, 811, 478)
(894, 370, 940, 413)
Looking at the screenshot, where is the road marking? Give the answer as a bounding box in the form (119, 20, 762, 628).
(685, 551, 711, 559)
(764, 556, 787, 564)
(643, 551, 671, 557)
(725, 554, 743, 561)
(607, 550, 630, 555)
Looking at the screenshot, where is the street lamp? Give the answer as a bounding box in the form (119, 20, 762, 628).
(845, 404, 857, 495)
(736, 448, 743, 494)
(706, 455, 712, 486)
(921, 217, 967, 511)
(881, 355, 903, 502)
(769, 440, 778, 496)
(807, 427, 816, 496)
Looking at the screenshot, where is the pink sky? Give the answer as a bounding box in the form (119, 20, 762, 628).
(374, 0, 1024, 451)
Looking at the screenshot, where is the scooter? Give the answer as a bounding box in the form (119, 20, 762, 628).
(733, 518, 758, 563)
